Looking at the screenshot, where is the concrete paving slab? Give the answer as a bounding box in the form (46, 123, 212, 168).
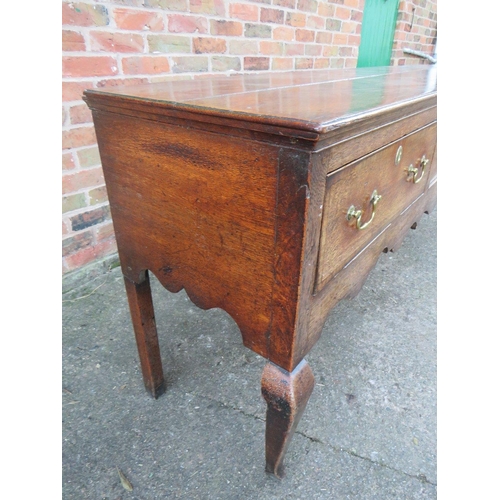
(62, 210, 436, 499)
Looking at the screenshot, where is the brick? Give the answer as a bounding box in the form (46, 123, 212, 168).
(316, 31, 333, 44)
(228, 40, 259, 55)
(63, 193, 87, 214)
(114, 8, 164, 31)
(307, 15, 326, 29)
(351, 10, 363, 22)
(260, 41, 283, 56)
(323, 45, 339, 57)
(77, 146, 101, 168)
(89, 186, 109, 205)
(63, 56, 118, 77)
(63, 152, 75, 171)
(313, 57, 330, 68)
(244, 57, 270, 70)
(62, 30, 86, 51)
(229, 3, 258, 21)
(394, 30, 407, 42)
(122, 56, 170, 74)
(284, 42, 304, 56)
(348, 34, 361, 46)
(341, 21, 358, 33)
(272, 26, 294, 41)
(326, 19, 342, 31)
(295, 57, 313, 69)
(70, 205, 111, 231)
(193, 37, 226, 53)
(62, 126, 97, 150)
(344, 57, 357, 68)
(62, 167, 104, 195)
(344, 0, 361, 6)
(260, 8, 284, 24)
(189, 0, 225, 16)
(172, 56, 209, 73)
(335, 5, 351, 19)
(339, 46, 353, 56)
(244, 23, 272, 38)
(63, 106, 68, 126)
(94, 0, 144, 5)
(333, 33, 348, 45)
(62, 219, 71, 237)
(211, 20, 243, 36)
(211, 56, 241, 72)
(63, 238, 117, 272)
(330, 57, 344, 68)
(96, 77, 149, 88)
(297, 0, 318, 13)
(62, 82, 93, 102)
(271, 57, 293, 70)
(144, 0, 188, 10)
(273, 0, 295, 7)
(94, 222, 115, 243)
(148, 34, 191, 53)
(168, 14, 208, 33)
(305, 44, 322, 56)
(69, 103, 92, 125)
(62, 231, 93, 257)
(62, 2, 109, 27)
(286, 12, 306, 27)
(318, 3, 335, 17)
(296, 29, 315, 42)
(90, 31, 144, 52)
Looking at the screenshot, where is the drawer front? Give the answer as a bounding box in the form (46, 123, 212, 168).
(316, 123, 436, 291)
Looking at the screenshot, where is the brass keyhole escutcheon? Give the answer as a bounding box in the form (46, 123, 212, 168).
(395, 145, 403, 166)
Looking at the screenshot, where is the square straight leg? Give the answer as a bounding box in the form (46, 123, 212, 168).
(124, 271, 165, 399)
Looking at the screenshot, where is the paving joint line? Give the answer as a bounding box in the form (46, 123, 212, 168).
(188, 390, 436, 487)
(295, 429, 436, 486)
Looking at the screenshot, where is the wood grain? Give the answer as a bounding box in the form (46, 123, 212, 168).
(316, 123, 436, 290)
(92, 109, 280, 359)
(261, 359, 315, 478)
(84, 66, 436, 142)
(84, 66, 437, 476)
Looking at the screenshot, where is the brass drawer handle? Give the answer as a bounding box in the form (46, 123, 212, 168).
(407, 155, 429, 184)
(346, 190, 382, 230)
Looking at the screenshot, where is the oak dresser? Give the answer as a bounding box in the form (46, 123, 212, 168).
(84, 65, 437, 478)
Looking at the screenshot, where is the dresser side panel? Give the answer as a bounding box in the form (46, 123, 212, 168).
(92, 110, 280, 357)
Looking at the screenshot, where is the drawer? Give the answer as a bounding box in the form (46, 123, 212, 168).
(315, 123, 436, 291)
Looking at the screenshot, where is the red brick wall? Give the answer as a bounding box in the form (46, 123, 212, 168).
(62, 0, 436, 275)
(393, 0, 437, 65)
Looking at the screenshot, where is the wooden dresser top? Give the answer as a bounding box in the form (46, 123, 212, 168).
(84, 65, 437, 141)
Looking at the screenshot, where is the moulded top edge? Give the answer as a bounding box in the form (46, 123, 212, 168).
(84, 65, 437, 137)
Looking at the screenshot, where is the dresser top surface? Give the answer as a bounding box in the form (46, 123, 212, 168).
(84, 65, 437, 136)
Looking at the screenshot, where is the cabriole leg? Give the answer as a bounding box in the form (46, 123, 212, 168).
(261, 359, 315, 478)
(124, 271, 165, 398)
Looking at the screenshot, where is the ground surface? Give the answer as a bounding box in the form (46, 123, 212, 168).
(62, 210, 436, 500)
